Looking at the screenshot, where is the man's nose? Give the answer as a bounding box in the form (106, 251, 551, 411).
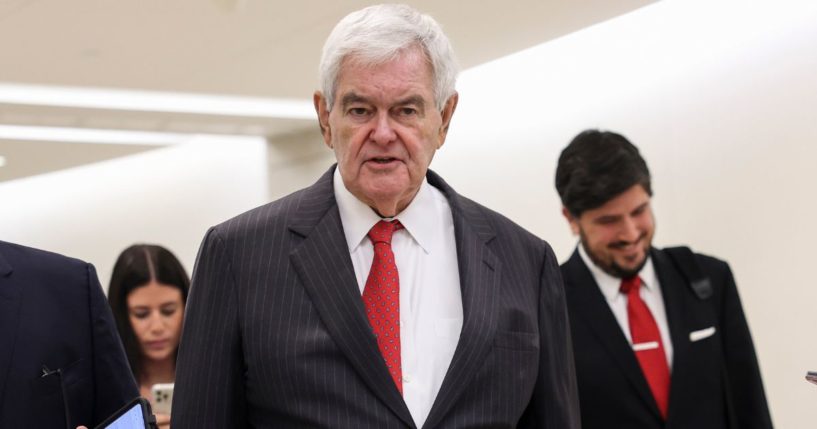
(370, 112, 397, 144)
(619, 217, 641, 242)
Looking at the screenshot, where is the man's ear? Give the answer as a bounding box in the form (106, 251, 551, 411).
(562, 206, 580, 236)
(313, 91, 332, 148)
(436, 92, 459, 148)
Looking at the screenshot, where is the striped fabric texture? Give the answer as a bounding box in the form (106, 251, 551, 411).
(171, 166, 580, 429)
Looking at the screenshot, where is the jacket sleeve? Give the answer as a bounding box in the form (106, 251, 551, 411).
(519, 242, 581, 428)
(718, 262, 773, 428)
(172, 227, 248, 428)
(88, 263, 139, 424)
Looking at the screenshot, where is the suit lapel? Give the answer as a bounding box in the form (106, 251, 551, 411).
(422, 171, 501, 429)
(651, 248, 693, 419)
(563, 249, 662, 418)
(0, 247, 22, 406)
(287, 167, 415, 428)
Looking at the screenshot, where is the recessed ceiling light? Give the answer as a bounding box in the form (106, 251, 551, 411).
(0, 125, 190, 145)
(0, 84, 315, 120)
(0, 156, 6, 167)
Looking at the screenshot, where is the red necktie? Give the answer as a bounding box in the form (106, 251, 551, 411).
(620, 276, 671, 419)
(363, 220, 403, 394)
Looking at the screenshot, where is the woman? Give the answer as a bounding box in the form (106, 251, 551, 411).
(108, 244, 189, 427)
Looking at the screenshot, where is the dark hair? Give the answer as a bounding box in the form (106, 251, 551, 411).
(555, 129, 652, 217)
(107, 244, 189, 382)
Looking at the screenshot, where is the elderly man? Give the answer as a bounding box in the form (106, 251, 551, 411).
(172, 4, 579, 428)
(556, 129, 772, 428)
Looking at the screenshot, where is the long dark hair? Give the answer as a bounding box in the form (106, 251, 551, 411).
(108, 244, 190, 383)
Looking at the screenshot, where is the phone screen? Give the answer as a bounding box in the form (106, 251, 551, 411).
(94, 397, 152, 429)
(103, 403, 145, 428)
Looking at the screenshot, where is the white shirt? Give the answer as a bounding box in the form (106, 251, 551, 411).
(334, 169, 463, 427)
(578, 244, 674, 368)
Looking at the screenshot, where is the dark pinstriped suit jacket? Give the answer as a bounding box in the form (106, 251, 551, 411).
(172, 166, 580, 429)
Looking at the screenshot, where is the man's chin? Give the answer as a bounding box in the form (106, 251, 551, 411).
(609, 256, 648, 279)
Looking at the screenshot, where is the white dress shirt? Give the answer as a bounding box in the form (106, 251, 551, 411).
(578, 244, 674, 368)
(334, 169, 463, 427)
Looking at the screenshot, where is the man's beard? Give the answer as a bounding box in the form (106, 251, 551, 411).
(580, 230, 650, 279)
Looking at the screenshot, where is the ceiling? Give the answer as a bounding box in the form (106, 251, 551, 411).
(0, 0, 653, 182)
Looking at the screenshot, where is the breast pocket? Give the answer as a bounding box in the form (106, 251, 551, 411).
(493, 329, 538, 351)
(487, 330, 540, 408)
(689, 326, 717, 343)
(27, 358, 91, 428)
(28, 367, 68, 428)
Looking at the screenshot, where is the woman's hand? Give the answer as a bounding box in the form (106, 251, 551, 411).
(155, 412, 171, 428)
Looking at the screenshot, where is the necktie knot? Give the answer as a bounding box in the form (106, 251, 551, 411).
(620, 276, 642, 295)
(368, 220, 403, 245)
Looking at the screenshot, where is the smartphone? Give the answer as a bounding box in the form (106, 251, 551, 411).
(151, 382, 175, 415)
(806, 371, 817, 385)
(94, 397, 156, 429)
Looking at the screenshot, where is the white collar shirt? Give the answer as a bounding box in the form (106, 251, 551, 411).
(578, 244, 674, 368)
(334, 168, 463, 427)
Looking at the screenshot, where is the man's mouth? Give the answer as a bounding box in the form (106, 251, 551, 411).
(369, 157, 398, 163)
(609, 233, 647, 251)
(611, 242, 639, 251)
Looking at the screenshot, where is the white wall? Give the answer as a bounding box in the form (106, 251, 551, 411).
(266, 129, 335, 201)
(433, 0, 817, 427)
(0, 136, 268, 287)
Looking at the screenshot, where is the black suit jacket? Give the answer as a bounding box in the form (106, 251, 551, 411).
(172, 166, 580, 428)
(561, 247, 772, 429)
(0, 241, 138, 428)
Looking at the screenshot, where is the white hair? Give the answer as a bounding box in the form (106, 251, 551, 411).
(318, 4, 459, 111)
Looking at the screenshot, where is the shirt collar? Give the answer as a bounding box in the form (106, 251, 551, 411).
(333, 167, 434, 253)
(577, 243, 657, 303)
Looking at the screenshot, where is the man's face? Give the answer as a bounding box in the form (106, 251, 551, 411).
(564, 184, 655, 278)
(314, 46, 457, 217)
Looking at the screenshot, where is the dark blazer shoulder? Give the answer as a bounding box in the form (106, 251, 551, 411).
(689, 250, 731, 277)
(652, 246, 734, 292)
(0, 240, 93, 293)
(655, 246, 730, 270)
(0, 240, 89, 272)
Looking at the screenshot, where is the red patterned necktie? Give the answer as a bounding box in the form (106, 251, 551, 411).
(363, 220, 404, 394)
(620, 276, 671, 419)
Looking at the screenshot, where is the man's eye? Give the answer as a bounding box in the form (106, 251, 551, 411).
(348, 107, 368, 116)
(399, 107, 417, 116)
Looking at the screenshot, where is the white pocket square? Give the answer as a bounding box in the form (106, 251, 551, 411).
(689, 326, 716, 342)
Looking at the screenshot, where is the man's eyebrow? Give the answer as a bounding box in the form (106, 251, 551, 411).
(631, 202, 649, 213)
(595, 214, 621, 222)
(396, 95, 426, 108)
(340, 93, 369, 109)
